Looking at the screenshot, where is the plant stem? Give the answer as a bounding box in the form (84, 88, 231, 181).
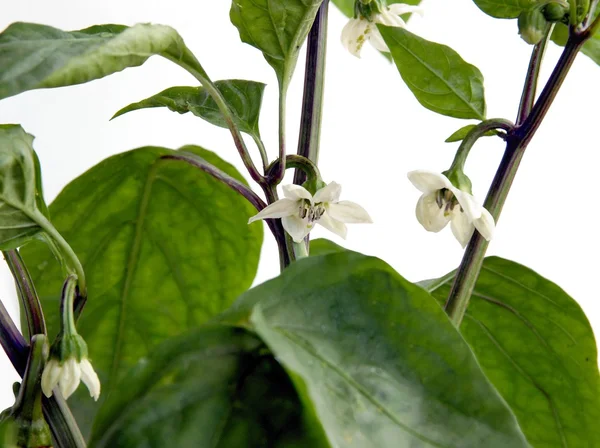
(252, 134, 270, 173)
(444, 31, 587, 326)
(0, 301, 85, 447)
(4, 250, 46, 337)
(270, 88, 289, 184)
(165, 51, 265, 186)
(516, 25, 553, 125)
(161, 153, 290, 270)
(266, 154, 322, 182)
(294, 0, 329, 186)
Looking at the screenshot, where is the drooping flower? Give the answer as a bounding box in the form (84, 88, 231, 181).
(41, 335, 101, 401)
(249, 182, 372, 242)
(341, 3, 424, 57)
(407, 170, 495, 247)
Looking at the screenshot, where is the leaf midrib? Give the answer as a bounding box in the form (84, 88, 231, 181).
(106, 159, 161, 395)
(272, 325, 449, 447)
(385, 28, 484, 119)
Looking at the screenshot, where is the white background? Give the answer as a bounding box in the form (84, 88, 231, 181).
(0, 0, 598, 411)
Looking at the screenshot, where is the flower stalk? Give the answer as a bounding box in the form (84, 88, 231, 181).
(444, 25, 589, 326)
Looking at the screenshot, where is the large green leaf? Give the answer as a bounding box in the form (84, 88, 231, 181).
(90, 325, 329, 447)
(425, 256, 600, 447)
(331, 0, 422, 18)
(224, 251, 529, 447)
(380, 26, 487, 120)
(0, 22, 206, 100)
(0, 125, 51, 249)
(20, 145, 263, 437)
(472, 0, 536, 18)
(113, 80, 266, 137)
(230, 0, 323, 88)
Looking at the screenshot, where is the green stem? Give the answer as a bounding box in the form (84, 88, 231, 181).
(60, 276, 78, 335)
(444, 30, 586, 326)
(164, 51, 265, 185)
(294, 0, 329, 185)
(516, 25, 553, 125)
(34, 211, 86, 299)
(448, 119, 515, 172)
(252, 134, 270, 173)
(266, 155, 322, 184)
(270, 88, 289, 185)
(4, 250, 46, 337)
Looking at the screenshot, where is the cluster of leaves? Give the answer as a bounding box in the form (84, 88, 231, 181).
(0, 0, 599, 447)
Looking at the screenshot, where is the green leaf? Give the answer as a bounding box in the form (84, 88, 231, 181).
(228, 251, 529, 447)
(445, 124, 499, 143)
(308, 238, 346, 256)
(0, 125, 51, 249)
(472, 0, 536, 18)
(331, 0, 422, 19)
(230, 0, 323, 88)
(425, 256, 600, 447)
(20, 145, 263, 437)
(380, 26, 487, 120)
(90, 325, 329, 447)
(0, 22, 207, 100)
(113, 80, 266, 137)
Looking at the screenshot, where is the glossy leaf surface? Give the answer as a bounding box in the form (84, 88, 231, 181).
(113, 80, 265, 136)
(230, 0, 323, 87)
(226, 251, 529, 447)
(0, 22, 205, 100)
(21, 145, 262, 437)
(425, 256, 600, 447)
(91, 326, 328, 447)
(380, 26, 487, 120)
(0, 125, 50, 249)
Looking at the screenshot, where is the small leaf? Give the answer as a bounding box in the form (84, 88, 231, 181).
(113, 80, 266, 136)
(425, 256, 600, 447)
(21, 145, 263, 438)
(0, 22, 206, 100)
(228, 251, 529, 447)
(0, 125, 51, 249)
(90, 326, 329, 447)
(230, 0, 323, 88)
(380, 26, 487, 120)
(472, 0, 536, 18)
(445, 124, 499, 142)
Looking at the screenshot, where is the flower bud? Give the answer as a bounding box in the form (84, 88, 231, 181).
(518, 8, 548, 45)
(542, 1, 569, 21)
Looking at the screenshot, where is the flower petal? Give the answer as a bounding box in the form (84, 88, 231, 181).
(282, 215, 312, 243)
(341, 18, 370, 58)
(283, 184, 313, 201)
(248, 198, 298, 223)
(80, 359, 101, 401)
(313, 181, 342, 204)
(473, 207, 495, 241)
(415, 192, 449, 232)
(375, 9, 407, 27)
(407, 170, 452, 193)
(387, 3, 425, 17)
(453, 190, 483, 222)
(318, 213, 348, 239)
(369, 28, 391, 52)
(327, 201, 372, 224)
(60, 358, 81, 399)
(41, 359, 62, 398)
(451, 208, 475, 248)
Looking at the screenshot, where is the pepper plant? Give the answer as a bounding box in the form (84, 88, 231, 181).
(0, 0, 599, 446)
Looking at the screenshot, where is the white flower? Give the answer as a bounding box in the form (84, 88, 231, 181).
(341, 3, 424, 57)
(249, 182, 372, 243)
(41, 357, 100, 401)
(407, 170, 495, 248)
